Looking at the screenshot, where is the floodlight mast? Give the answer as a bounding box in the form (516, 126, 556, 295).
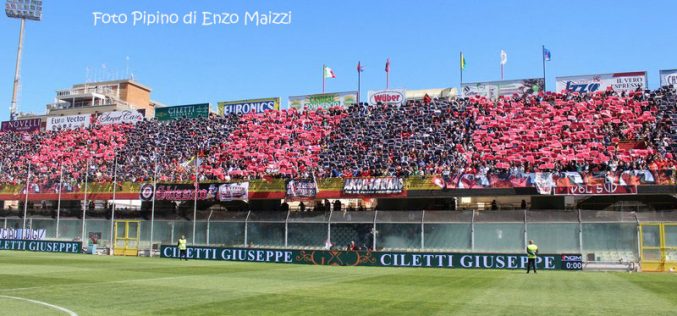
(5, 0, 42, 121)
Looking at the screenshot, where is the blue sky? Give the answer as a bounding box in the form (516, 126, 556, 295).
(0, 0, 676, 119)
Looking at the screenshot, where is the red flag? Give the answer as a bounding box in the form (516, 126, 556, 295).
(357, 61, 364, 72)
(385, 58, 390, 73)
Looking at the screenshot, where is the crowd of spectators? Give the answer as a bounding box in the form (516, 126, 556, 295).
(0, 87, 674, 189)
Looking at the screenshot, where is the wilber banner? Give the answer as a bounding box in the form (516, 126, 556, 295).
(461, 78, 544, 99)
(288, 91, 357, 112)
(46, 114, 91, 131)
(155, 103, 210, 121)
(96, 110, 144, 125)
(0, 239, 81, 253)
(660, 69, 677, 89)
(160, 245, 582, 271)
(0, 118, 41, 132)
(368, 89, 407, 106)
(555, 72, 647, 93)
(343, 177, 404, 195)
(218, 98, 280, 115)
(285, 178, 317, 201)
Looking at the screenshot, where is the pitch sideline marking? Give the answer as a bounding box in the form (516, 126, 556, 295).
(0, 294, 78, 316)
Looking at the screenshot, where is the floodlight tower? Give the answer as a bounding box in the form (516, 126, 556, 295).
(5, 0, 42, 121)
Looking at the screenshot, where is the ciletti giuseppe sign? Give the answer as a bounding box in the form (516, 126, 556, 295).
(0, 239, 81, 253)
(160, 245, 582, 270)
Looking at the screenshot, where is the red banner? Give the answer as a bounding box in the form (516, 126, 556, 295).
(554, 184, 638, 195)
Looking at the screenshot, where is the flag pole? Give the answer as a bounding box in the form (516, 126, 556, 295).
(109, 153, 117, 255)
(22, 162, 31, 239)
(501, 63, 504, 81)
(357, 63, 361, 105)
(460, 52, 463, 87)
(56, 164, 63, 239)
(386, 59, 389, 89)
(192, 148, 198, 244)
(322, 64, 325, 93)
(542, 45, 547, 91)
(81, 159, 89, 243)
(149, 160, 157, 257)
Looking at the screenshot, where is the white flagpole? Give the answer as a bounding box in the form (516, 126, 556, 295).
(81, 160, 89, 243)
(56, 164, 64, 239)
(149, 161, 158, 257)
(109, 153, 118, 255)
(22, 162, 31, 239)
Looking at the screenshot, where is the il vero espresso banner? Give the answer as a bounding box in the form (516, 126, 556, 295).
(161, 246, 582, 270)
(0, 239, 81, 253)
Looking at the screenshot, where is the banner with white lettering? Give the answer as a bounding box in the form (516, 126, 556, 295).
(0, 239, 81, 253)
(160, 245, 582, 270)
(155, 103, 210, 121)
(96, 110, 144, 125)
(0, 228, 46, 240)
(659, 69, 677, 88)
(343, 177, 404, 195)
(0, 118, 41, 132)
(461, 78, 544, 100)
(46, 114, 91, 131)
(368, 89, 407, 106)
(218, 182, 249, 201)
(218, 98, 280, 115)
(556, 72, 647, 93)
(285, 178, 317, 201)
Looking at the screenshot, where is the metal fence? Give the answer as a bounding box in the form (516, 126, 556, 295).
(3, 210, 677, 262)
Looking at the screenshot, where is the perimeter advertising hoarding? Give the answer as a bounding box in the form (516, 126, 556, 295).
(139, 182, 248, 201)
(218, 98, 280, 115)
(288, 91, 357, 112)
(155, 103, 210, 121)
(0, 118, 41, 132)
(368, 89, 407, 106)
(0, 239, 81, 253)
(660, 69, 677, 88)
(45, 114, 91, 131)
(96, 110, 144, 125)
(461, 78, 544, 99)
(160, 246, 582, 270)
(555, 72, 647, 93)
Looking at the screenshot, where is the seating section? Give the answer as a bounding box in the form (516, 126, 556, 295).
(0, 88, 674, 185)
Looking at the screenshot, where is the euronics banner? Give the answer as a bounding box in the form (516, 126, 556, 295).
(0, 239, 81, 253)
(461, 78, 544, 99)
(218, 98, 280, 115)
(97, 110, 144, 125)
(1, 118, 41, 132)
(139, 182, 248, 201)
(46, 114, 91, 131)
(555, 72, 647, 93)
(368, 89, 407, 106)
(155, 103, 210, 121)
(288, 91, 357, 111)
(343, 177, 404, 195)
(660, 69, 677, 88)
(160, 246, 582, 270)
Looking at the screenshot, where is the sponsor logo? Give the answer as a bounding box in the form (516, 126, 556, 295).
(561, 255, 583, 262)
(97, 110, 144, 125)
(565, 81, 601, 93)
(665, 74, 677, 86)
(369, 90, 405, 105)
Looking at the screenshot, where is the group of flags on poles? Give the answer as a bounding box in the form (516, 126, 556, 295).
(460, 46, 552, 72)
(323, 58, 391, 79)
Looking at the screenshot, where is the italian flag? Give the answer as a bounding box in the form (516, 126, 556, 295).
(323, 65, 336, 78)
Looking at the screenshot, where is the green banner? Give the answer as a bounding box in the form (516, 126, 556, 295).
(160, 246, 581, 270)
(0, 239, 81, 253)
(155, 103, 210, 121)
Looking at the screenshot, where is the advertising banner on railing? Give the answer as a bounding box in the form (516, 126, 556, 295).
(555, 72, 647, 93)
(0, 239, 81, 253)
(288, 91, 357, 112)
(0, 118, 41, 132)
(0, 228, 46, 240)
(46, 114, 91, 131)
(155, 103, 210, 121)
(368, 89, 407, 106)
(660, 69, 677, 88)
(343, 177, 404, 195)
(218, 98, 280, 115)
(218, 182, 249, 201)
(461, 78, 544, 99)
(285, 178, 318, 201)
(96, 110, 144, 125)
(160, 245, 582, 271)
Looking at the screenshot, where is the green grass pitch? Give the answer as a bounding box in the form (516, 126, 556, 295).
(0, 252, 676, 315)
